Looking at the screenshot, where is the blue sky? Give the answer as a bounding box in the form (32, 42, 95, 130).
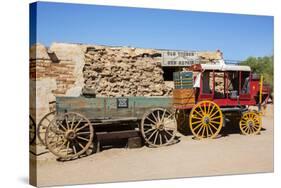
(30, 2, 273, 61)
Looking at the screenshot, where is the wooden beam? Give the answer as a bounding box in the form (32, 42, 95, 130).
(96, 130, 140, 140)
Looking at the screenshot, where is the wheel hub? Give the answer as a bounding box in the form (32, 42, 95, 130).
(247, 120, 254, 127)
(203, 116, 210, 125)
(65, 130, 76, 140)
(156, 123, 165, 130)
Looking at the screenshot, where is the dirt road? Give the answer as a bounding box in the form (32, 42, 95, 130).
(33, 105, 274, 187)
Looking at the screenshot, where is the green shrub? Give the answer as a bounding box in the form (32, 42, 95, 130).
(240, 56, 273, 92)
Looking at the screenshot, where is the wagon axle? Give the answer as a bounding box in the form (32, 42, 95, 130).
(65, 130, 77, 140)
(203, 116, 210, 125)
(156, 122, 165, 131)
(247, 120, 254, 127)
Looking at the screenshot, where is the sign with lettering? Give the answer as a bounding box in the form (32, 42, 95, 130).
(160, 50, 200, 67)
(116, 98, 129, 108)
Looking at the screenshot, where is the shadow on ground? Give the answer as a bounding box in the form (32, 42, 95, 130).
(178, 119, 266, 138)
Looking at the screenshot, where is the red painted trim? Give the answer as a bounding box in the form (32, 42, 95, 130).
(226, 72, 229, 100)
(199, 71, 213, 101)
(223, 72, 226, 97)
(199, 71, 202, 96)
(212, 70, 215, 98)
(239, 71, 241, 95)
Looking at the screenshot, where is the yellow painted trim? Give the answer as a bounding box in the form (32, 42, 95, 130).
(259, 75, 263, 104)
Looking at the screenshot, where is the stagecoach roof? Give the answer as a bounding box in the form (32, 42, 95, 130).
(198, 64, 251, 71)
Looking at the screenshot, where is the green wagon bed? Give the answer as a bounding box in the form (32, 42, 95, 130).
(44, 96, 178, 160)
(56, 96, 173, 121)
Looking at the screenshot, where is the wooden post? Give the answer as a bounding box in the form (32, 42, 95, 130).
(225, 72, 228, 100)
(212, 70, 215, 99)
(259, 75, 263, 111)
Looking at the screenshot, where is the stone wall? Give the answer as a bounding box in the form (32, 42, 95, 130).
(83, 46, 172, 97)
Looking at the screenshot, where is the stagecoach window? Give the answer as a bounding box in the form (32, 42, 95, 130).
(227, 71, 239, 98)
(241, 72, 250, 94)
(202, 71, 213, 94)
(214, 72, 225, 98)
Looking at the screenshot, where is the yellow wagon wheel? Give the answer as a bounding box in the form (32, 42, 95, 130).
(239, 111, 262, 135)
(189, 101, 223, 139)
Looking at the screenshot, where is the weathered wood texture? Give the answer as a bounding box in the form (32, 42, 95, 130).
(96, 130, 140, 140)
(173, 89, 195, 108)
(56, 96, 173, 120)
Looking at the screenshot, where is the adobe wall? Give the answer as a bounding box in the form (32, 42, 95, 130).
(29, 43, 87, 121)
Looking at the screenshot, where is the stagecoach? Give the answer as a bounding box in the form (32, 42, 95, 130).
(35, 62, 270, 160)
(174, 62, 270, 138)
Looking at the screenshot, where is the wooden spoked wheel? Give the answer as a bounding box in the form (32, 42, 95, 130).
(141, 108, 177, 147)
(175, 109, 187, 131)
(189, 101, 223, 139)
(37, 111, 56, 146)
(239, 111, 262, 135)
(45, 112, 94, 160)
(29, 115, 36, 145)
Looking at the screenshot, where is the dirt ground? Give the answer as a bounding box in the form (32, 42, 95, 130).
(31, 105, 274, 187)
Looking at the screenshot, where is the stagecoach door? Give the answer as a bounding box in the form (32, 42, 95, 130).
(226, 71, 238, 100)
(239, 71, 251, 100)
(200, 71, 214, 100)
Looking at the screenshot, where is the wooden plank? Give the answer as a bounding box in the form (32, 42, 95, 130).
(173, 98, 195, 104)
(96, 130, 140, 140)
(100, 117, 138, 123)
(56, 96, 173, 120)
(173, 89, 194, 98)
(173, 89, 195, 106)
(174, 104, 194, 109)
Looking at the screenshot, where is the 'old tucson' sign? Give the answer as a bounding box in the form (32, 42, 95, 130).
(160, 50, 200, 67)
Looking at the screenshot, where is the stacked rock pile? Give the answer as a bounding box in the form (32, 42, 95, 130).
(83, 46, 173, 97)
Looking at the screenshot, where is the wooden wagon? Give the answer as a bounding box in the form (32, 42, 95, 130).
(43, 96, 177, 160)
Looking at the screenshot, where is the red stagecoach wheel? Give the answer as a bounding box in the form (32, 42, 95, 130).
(189, 101, 223, 139)
(141, 108, 177, 147)
(45, 112, 94, 160)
